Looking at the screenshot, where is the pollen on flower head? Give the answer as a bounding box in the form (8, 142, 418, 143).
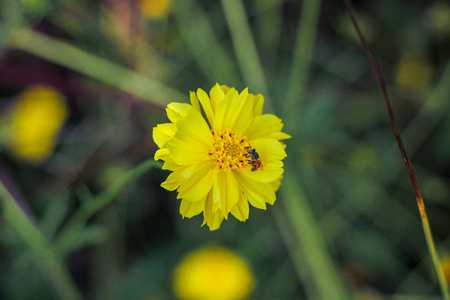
(209, 129, 250, 172)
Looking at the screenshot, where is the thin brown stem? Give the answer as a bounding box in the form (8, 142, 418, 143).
(343, 0, 449, 298)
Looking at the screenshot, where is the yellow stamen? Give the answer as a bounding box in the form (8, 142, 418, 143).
(209, 129, 250, 171)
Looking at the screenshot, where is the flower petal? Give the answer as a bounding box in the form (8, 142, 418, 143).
(213, 88, 238, 131)
(235, 172, 276, 208)
(241, 160, 284, 183)
(230, 192, 249, 222)
(229, 88, 254, 134)
(153, 123, 176, 148)
(214, 88, 254, 134)
(245, 114, 285, 141)
(196, 88, 215, 127)
(209, 83, 225, 111)
(166, 102, 197, 123)
(253, 94, 264, 116)
(241, 138, 286, 182)
(202, 191, 224, 230)
(190, 91, 201, 113)
(271, 175, 282, 192)
(167, 113, 212, 165)
(267, 132, 291, 140)
(156, 148, 179, 171)
(161, 164, 196, 191)
(180, 198, 205, 218)
(212, 170, 240, 218)
(177, 160, 215, 202)
(154, 148, 169, 161)
(162, 159, 179, 171)
(248, 138, 287, 163)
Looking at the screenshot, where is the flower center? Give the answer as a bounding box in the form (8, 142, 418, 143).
(208, 129, 250, 171)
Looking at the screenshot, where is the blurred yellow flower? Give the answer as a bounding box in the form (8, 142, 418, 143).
(441, 255, 450, 285)
(173, 246, 254, 300)
(395, 52, 433, 93)
(140, 0, 170, 19)
(153, 84, 289, 230)
(7, 86, 68, 162)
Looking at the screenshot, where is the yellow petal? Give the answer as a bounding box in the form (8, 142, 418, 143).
(267, 132, 291, 140)
(225, 88, 254, 134)
(213, 88, 238, 131)
(168, 113, 212, 165)
(253, 94, 264, 116)
(271, 176, 282, 192)
(230, 193, 249, 222)
(155, 149, 180, 170)
(166, 102, 197, 123)
(178, 160, 215, 202)
(241, 160, 284, 183)
(162, 159, 179, 171)
(209, 83, 225, 111)
(196, 88, 215, 127)
(154, 148, 169, 161)
(219, 85, 230, 94)
(152, 123, 176, 148)
(190, 91, 201, 113)
(241, 138, 286, 183)
(161, 174, 181, 191)
(202, 191, 224, 230)
(212, 170, 240, 218)
(161, 164, 196, 191)
(235, 172, 276, 208)
(155, 148, 181, 171)
(245, 114, 285, 141)
(180, 198, 205, 218)
(248, 138, 287, 163)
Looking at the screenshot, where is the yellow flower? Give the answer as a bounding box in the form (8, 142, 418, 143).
(173, 246, 254, 300)
(153, 84, 290, 230)
(139, 0, 170, 19)
(7, 86, 68, 162)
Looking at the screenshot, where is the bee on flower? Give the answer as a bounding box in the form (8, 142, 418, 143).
(247, 148, 263, 172)
(153, 83, 290, 230)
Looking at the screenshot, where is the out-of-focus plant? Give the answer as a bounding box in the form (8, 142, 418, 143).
(1, 85, 68, 162)
(395, 51, 433, 95)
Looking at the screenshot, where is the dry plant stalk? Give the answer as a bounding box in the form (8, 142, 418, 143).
(343, 0, 450, 298)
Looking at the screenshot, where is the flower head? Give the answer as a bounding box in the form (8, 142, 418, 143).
(173, 245, 254, 300)
(4, 85, 68, 162)
(153, 84, 290, 230)
(139, 0, 170, 19)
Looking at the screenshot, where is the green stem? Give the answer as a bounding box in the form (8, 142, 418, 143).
(284, 0, 322, 129)
(220, 0, 273, 111)
(279, 171, 349, 300)
(5, 27, 185, 107)
(54, 158, 160, 257)
(0, 181, 82, 300)
(173, 0, 239, 86)
(422, 213, 450, 298)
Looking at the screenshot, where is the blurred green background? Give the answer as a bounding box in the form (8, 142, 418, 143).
(0, 0, 449, 299)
